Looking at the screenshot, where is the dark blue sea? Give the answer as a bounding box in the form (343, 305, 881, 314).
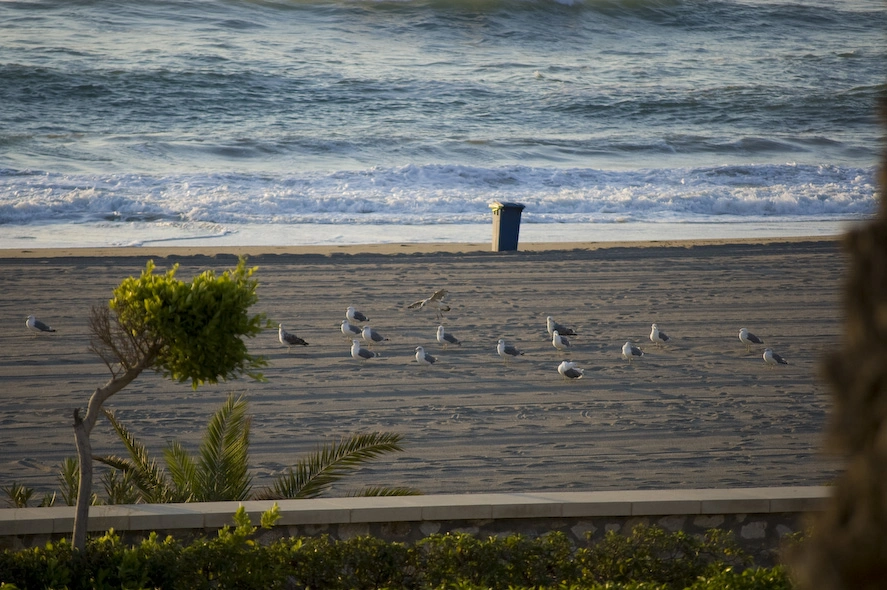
(1, 0, 884, 247)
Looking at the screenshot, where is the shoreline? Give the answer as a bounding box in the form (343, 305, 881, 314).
(0, 234, 844, 260)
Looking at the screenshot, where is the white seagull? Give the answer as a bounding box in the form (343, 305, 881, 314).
(361, 325, 389, 344)
(546, 316, 576, 336)
(407, 288, 451, 319)
(341, 319, 362, 337)
(351, 339, 379, 362)
(763, 348, 788, 368)
(436, 325, 461, 348)
(739, 327, 764, 352)
(26, 315, 56, 334)
(622, 341, 644, 363)
(415, 346, 437, 367)
(557, 360, 584, 380)
(346, 306, 369, 324)
(552, 330, 571, 353)
(650, 323, 670, 347)
(278, 324, 308, 348)
(497, 339, 524, 363)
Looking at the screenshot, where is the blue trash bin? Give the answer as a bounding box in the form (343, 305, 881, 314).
(489, 201, 526, 252)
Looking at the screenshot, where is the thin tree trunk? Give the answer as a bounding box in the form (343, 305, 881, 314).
(71, 365, 147, 551)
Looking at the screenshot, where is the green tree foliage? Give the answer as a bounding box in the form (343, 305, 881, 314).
(103, 258, 268, 388)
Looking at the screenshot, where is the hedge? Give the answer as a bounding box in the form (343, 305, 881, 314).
(0, 505, 794, 590)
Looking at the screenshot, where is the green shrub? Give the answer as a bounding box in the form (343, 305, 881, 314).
(0, 515, 793, 590)
(579, 524, 752, 589)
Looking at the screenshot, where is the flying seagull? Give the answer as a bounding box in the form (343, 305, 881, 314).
(650, 323, 670, 347)
(26, 315, 56, 334)
(407, 288, 451, 319)
(361, 325, 389, 344)
(546, 316, 576, 336)
(351, 339, 379, 362)
(739, 327, 764, 352)
(346, 306, 369, 324)
(622, 341, 644, 363)
(552, 330, 571, 353)
(341, 319, 362, 337)
(415, 346, 437, 367)
(278, 324, 308, 348)
(436, 325, 461, 348)
(763, 348, 788, 367)
(497, 339, 524, 363)
(557, 360, 584, 380)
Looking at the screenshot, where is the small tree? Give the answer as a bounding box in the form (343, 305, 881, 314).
(71, 257, 268, 551)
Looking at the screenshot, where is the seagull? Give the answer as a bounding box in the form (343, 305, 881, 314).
(497, 339, 524, 363)
(650, 323, 670, 347)
(436, 325, 461, 348)
(557, 360, 584, 380)
(278, 324, 308, 348)
(622, 341, 644, 363)
(763, 348, 788, 367)
(552, 330, 571, 353)
(739, 327, 764, 352)
(341, 319, 362, 337)
(407, 288, 451, 319)
(361, 325, 389, 344)
(26, 315, 56, 334)
(351, 339, 379, 362)
(346, 306, 369, 324)
(415, 346, 437, 367)
(546, 316, 576, 336)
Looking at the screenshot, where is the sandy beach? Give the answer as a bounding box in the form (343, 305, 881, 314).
(0, 238, 845, 500)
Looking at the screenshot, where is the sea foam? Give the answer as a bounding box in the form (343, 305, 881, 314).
(0, 163, 876, 228)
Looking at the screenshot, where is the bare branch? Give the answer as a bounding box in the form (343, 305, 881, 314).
(88, 304, 161, 377)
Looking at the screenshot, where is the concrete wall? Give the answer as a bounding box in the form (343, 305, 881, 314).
(0, 487, 827, 565)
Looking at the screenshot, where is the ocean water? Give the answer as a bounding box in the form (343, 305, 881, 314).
(0, 0, 884, 248)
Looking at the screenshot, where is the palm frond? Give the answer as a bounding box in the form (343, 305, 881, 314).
(163, 441, 198, 502)
(258, 432, 405, 500)
(354, 486, 423, 497)
(195, 394, 252, 501)
(100, 408, 172, 503)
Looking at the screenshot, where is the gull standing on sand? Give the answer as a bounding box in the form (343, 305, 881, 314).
(763, 348, 788, 367)
(351, 339, 379, 362)
(361, 325, 389, 345)
(407, 288, 450, 319)
(650, 323, 670, 347)
(278, 324, 308, 348)
(436, 325, 461, 348)
(552, 330, 571, 353)
(415, 346, 437, 367)
(546, 316, 576, 336)
(346, 306, 369, 324)
(557, 360, 584, 380)
(341, 319, 362, 337)
(622, 341, 644, 363)
(497, 339, 524, 363)
(26, 315, 56, 334)
(739, 327, 764, 352)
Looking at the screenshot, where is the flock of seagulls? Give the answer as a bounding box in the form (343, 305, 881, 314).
(25, 289, 791, 379)
(275, 293, 790, 382)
